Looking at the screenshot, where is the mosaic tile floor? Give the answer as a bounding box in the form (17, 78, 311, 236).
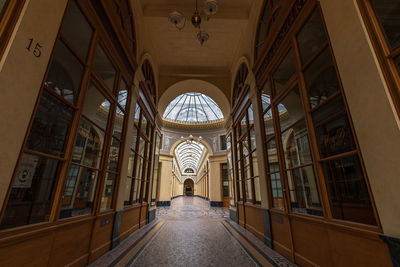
(156, 197, 230, 220)
(90, 197, 296, 267)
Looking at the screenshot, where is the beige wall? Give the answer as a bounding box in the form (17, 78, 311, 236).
(0, 0, 68, 208)
(320, 0, 400, 238)
(158, 154, 173, 201)
(208, 155, 227, 202)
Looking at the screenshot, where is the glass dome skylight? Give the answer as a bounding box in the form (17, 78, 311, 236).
(175, 140, 206, 174)
(163, 92, 224, 124)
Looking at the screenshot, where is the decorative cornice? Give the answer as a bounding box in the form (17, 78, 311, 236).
(161, 118, 225, 130)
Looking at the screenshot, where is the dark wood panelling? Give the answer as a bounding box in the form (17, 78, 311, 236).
(120, 206, 140, 241)
(291, 216, 332, 266)
(140, 204, 147, 227)
(238, 203, 245, 227)
(48, 219, 92, 267)
(270, 211, 292, 260)
(0, 232, 53, 266)
(244, 204, 264, 241)
(88, 213, 114, 263)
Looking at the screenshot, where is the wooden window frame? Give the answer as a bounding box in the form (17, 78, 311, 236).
(0, 0, 26, 61)
(0, 0, 134, 231)
(355, 0, 400, 118)
(256, 1, 381, 230)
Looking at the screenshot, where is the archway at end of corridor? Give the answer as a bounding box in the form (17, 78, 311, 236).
(183, 179, 194, 196)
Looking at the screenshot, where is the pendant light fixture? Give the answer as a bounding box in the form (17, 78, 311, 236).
(168, 0, 218, 45)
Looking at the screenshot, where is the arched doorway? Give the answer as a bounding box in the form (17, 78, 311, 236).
(184, 179, 194, 196)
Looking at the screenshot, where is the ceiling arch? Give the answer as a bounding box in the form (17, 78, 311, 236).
(158, 79, 230, 121)
(174, 139, 207, 174)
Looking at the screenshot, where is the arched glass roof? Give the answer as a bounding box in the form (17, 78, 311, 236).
(175, 140, 206, 174)
(163, 92, 224, 124)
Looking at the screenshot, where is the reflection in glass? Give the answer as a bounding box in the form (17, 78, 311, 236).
(287, 166, 322, 216)
(113, 107, 124, 139)
(304, 48, 340, 108)
(118, 79, 128, 109)
(45, 40, 84, 104)
(59, 166, 98, 218)
(322, 155, 376, 225)
(278, 86, 303, 133)
(1, 154, 60, 229)
(134, 103, 141, 124)
(82, 84, 110, 130)
(108, 138, 120, 172)
(124, 177, 132, 206)
(273, 49, 296, 95)
(60, 0, 93, 61)
(370, 0, 400, 50)
(93, 45, 116, 91)
(313, 97, 356, 158)
(101, 172, 117, 211)
(26, 90, 74, 157)
(270, 171, 284, 209)
(282, 120, 312, 168)
(72, 118, 104, 169)
(297, 8, 327, 65)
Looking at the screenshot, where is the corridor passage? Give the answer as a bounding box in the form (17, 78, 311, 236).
(91, 197, 295, 267)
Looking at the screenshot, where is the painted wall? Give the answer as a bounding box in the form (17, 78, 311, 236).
(209, 155, 227, 203)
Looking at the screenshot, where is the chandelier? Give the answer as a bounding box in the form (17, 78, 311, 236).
(168, 0, 218, 45)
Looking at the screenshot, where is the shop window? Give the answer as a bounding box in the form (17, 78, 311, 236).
(112, 0, 136, 55)
(1, 0, 132, 226)
(221, 163, 229, 197)
(257, 6, 377, 225)
(233, 103, 261, 204)
(232, 63, 248, 107)
(357, 0, 400, 116)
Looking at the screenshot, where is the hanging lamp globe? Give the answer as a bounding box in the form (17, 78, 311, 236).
(191, 10, 202, 28)
(197, 31, 209, 45)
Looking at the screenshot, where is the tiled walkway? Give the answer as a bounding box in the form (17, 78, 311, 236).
(90, 197, 296, 267)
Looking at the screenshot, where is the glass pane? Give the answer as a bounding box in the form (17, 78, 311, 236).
(287, 166, 322, 216)
(127, 150, 135, 176)
(270, 172, 284, 209)
(245, 178, 251, 201)
(141, 115, 147, 134)
(59, 165, 98, 218)
(131, 125, 138, 151)
(0, 154, 60, 229)
(240, 115, 247, 136)
(264, 109, 274, 140)
(26, 90, 74, 157)
(370, 0, 400, 50)
(281, 120, 312, 168)
(72, 118, 105, 169)
(93, 45, 116, 91)
(248, 105, 254, 125)
(0, 0, 9, 21)
(252, 151, 259, 178)
(108, 138, 121, 172)
(313, 96, 356, 158)
(124, 176, 132, 206)
(134, 103, 141, 125)
(113, 107, 125, 139)
(273, 49, 296, 95)
(133, 178, 141, 203)
(101, 172, 117, 211)
(82, 83, 110, 130)
(278, 86, 304, 132)
(266, 139, 278, 173)
(60, 0, 93, 61)
(261, 80, 271, 110)
(118, 79, 128, 110)
(138, 137, 145, 157)
(45, 40, 84, 104)
(322, 155, 376, 225)
(297, 8, 327, 65)
(250, 127, 256, 151)
(304, 48, 340, 108)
